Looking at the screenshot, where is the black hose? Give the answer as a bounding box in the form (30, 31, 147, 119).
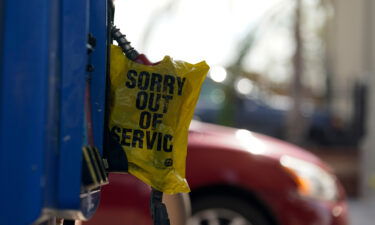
(111, 25, 139, 60)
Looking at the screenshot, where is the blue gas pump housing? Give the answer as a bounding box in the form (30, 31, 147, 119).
(0, 0, 110, 224)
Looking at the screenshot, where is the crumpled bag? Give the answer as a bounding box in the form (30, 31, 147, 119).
(109, 45, 209, 194)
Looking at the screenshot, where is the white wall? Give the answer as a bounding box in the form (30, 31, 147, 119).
(327, 0, 367, 121)
(328, 0, 375, 198)
(361, 0, 375, 199)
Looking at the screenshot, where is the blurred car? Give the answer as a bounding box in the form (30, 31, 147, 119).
(195, 78, 287, 139)
(195, 76, 358, 146)
(85, 121, 348, 225)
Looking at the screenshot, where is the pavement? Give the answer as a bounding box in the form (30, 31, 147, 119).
(348, 198, 375, 225)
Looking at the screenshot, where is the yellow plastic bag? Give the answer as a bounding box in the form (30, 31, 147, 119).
(109, 45, 209, 194)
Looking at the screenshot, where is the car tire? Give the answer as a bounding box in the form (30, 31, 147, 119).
(190, 195, 271, 225)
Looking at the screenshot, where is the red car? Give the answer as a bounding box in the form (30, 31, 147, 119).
(86, 121, 348, 225)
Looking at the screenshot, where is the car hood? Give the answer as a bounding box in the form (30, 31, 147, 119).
(189, 120, 324, 167)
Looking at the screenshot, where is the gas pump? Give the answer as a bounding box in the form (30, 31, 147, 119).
(0, 0, 201, 224)
(0, 0, 113, 224)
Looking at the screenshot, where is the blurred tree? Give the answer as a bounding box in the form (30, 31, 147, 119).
(286, 0, 334, 144)
(286, 0, 305, 144)
(227, 0, 334, 144)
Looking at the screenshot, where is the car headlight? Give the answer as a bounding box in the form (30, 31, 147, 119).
(280, 155, 338, 201)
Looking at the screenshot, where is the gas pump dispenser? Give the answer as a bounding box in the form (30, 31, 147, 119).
(0, 0, 114, 224)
